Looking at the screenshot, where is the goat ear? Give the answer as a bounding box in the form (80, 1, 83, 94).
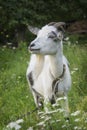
(27, 25, 40, 35)
(57, 31, 64, 40)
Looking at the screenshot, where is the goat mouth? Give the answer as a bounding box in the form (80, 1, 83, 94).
(29, 48, 40, 52)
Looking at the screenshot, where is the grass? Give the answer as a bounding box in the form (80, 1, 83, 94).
(0, 38, 87, 130)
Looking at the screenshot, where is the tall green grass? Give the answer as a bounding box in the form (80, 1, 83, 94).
(0, 40, 87, 130)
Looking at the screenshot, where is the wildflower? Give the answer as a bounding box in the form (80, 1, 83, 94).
(44, 109, 62, 115)
(56, 97, 67, 102)
(26, 95, 29, 98)
(71, 110, 80, 116)
(7, 122, 21, 130)
(16, 119, 24, 124)
(73, 68, 78, 71)
(68, 41, 71, 45)
(52, 103, 59, 107)
(40, 115, 45, 119)
(36, 121, 45, 126)
(7, 42, 12, 45)
(74, 126, 78, 130)
(13, 47, 16, 50)
(38, 111, 44, 115)
(85, 119, 87, 123)
(83, 127, 86, 130)
(71, 71, 75, 75)
(73, 82, 76, 84)
(3, 45, 6, 48)
(27, 127, 33, 130)
(74, 126, 82, 130)
(6, 35, 9, 38)
(76, 41, 78, 44)
(45, 116, 51, 121)
(50, 119, 61, 124)
(65, 37, 69, 41)
(58, 108, 64, 113)
(56, 119, 61, 122)
(18, 76, 21, 79)
(71, 67, 78, 75)
(7, 119, 24, 130)
(74, 118, 81, 122)
(62, 124, 66, 128)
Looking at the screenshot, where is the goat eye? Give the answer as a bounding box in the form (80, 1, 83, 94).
(48, 31, 57, 39)
(48, 35, 55, 39)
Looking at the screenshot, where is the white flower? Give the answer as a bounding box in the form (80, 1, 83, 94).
(27, 127, 33, 130)
(65, 37, 69, 41)
(71, 111, 80, 116)
(73, 68, 78, 71)
(7, 122, 21, 130)
(74, 118, 80, 122)
(16, 119, 24, 124)
(83, 127, 86, 130)
(68, 41, 71, 45)
(45, 116, 51, 121)
(3, 45, 6, 48)
(40, 116, 45, 119)
(26, 95, 29, 98)
(56, 96, 67, 102)
(52, 103, 59, 107)
(7, 119, 24, 130)
(56, 119, 61, 122)
(62, 125, 66, 128)
(36, 121, 45, 126)
(18, 76, 21, 79)
(13, 47, 16, 50)
(44, 109, 61, 115)
(85, 119, 87, 123)
(58, 108, 64, 113)
(38, 111, 44, 115)
(71, 70, 75, 75)
(76, 41, 78, 44)
(71, 67, 78, 75)
(73, 82, 76, 84)
(74, 126, 79, 130)
(50, 119, 61, 124)
(7, 42, 12, 45)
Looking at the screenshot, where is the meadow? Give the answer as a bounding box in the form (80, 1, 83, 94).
(0, 35, 87, 130)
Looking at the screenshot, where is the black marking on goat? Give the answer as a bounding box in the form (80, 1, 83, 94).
(28, 72, 34, 86)
(52, 64, 66, 96)
(37, 95, 43, 108)
(50, 95, 56, 104)
(48, 31, 58, 42)
(32, 87, 43, 108)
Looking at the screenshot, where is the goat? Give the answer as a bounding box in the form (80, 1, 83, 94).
(26, 22, 71, 117)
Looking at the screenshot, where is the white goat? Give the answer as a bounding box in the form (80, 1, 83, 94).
(26, 22, 71, 117)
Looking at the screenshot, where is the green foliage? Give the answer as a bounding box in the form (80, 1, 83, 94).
(0, 39, 87, 129)
(0, 0, 87, 44)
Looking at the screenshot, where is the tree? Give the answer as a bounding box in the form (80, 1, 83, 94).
(0, 0, 87, 45)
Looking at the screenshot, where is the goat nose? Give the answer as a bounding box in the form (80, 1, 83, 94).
(28, 43, 35, 50)
(30, 43, 35, 48)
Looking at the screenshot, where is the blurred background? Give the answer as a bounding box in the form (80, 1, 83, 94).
(0, 0, 87, 46)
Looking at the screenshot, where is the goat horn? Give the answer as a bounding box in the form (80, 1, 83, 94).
(48, 22, 66, 32)
(48, 22, 65, 27)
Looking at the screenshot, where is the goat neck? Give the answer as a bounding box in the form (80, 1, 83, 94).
(49, 41, 63, 79)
